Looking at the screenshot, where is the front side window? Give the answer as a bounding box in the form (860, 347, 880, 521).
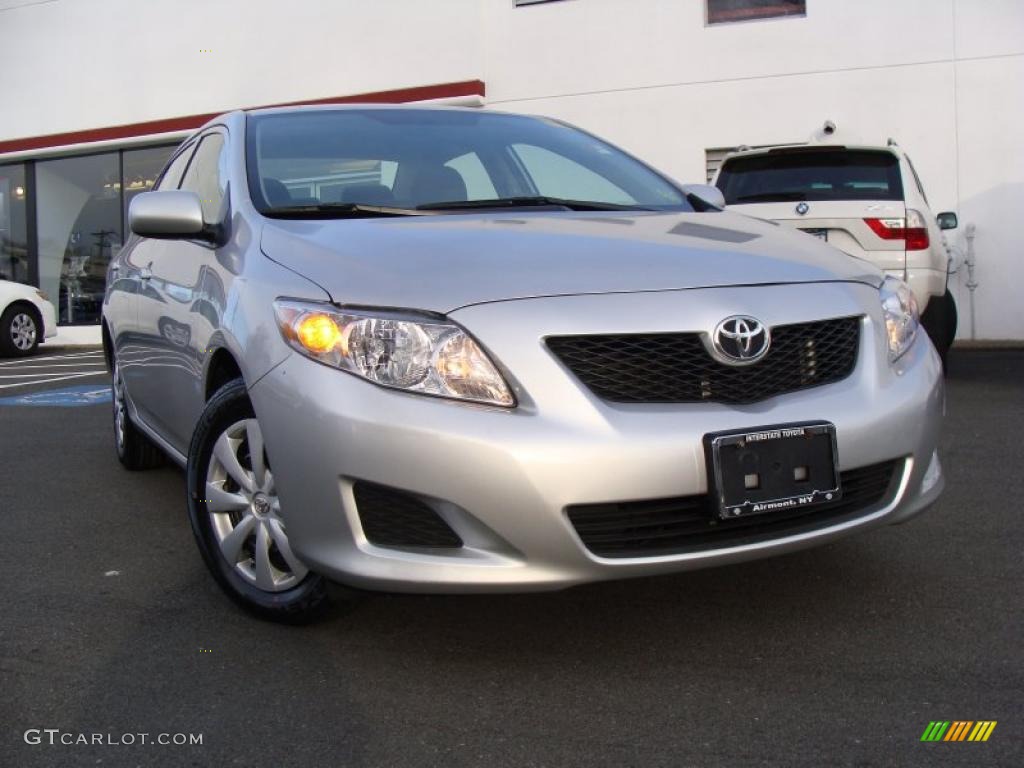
(180, 133, 227, 224)
(707, 0, 805, 24)
(155, 144, 195, 192)
(716, 150, 903, 204)
(246, 109, 689, 215)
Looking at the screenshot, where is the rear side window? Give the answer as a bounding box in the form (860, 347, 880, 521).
(716, 150, 903, 203)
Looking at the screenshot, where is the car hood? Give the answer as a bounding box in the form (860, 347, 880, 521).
(259, 210, 882, 314)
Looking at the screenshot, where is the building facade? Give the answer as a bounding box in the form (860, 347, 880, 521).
(1, 0, 1021, 340)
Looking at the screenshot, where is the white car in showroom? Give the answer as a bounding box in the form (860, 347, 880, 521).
(713, 136, 959, 365)
(0, 279, 57, 356)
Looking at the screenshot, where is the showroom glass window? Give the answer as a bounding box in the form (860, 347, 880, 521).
(0, 163, 29, 284)
(35, 153, 121, 325)
(707, 0, 805, 24)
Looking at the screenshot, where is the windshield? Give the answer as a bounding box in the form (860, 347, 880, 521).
(246, 109, 690, 215)
(716, 149, 903, 203)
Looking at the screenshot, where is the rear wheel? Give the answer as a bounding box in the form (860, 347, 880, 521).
(112, 357, 164, 470)
(186, 379, 328, 623)
(0, 304, 41, 357)
(921, 290, 957, 370)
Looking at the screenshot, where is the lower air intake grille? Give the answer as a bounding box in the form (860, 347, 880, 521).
(546, 316, 861, 404)
(567, 459, 901, 558)
(354, 482, 463, 549)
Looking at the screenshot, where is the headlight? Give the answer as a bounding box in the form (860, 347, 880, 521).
(273, 299, 515, 407)
(879, 276, 919, 362)
(35, 290, 49, 302)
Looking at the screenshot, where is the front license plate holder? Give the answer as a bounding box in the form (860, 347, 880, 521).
(704, 422, 841, 520)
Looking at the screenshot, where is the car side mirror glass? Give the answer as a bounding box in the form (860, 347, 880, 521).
(129, 190, 207, 239)
(936, 211, 958, 230)
(682, 184, 726, 209)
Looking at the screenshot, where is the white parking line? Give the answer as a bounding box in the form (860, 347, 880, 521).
(0, 351, 103, 367)
(0, 371, 110, 390)
(0, 372, 105, 378)
(0, 362, 107, 368)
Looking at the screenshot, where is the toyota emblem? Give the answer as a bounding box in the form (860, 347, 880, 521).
(795, 202, 809, 215)
(712, 316, 771, 366)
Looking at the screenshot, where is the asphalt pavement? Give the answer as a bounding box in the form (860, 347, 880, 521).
(0, 348, 1021, 767)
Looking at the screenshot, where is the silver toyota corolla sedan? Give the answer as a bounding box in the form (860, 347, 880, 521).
(102, 106, 944, 622)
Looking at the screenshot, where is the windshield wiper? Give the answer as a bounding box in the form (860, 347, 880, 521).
(416, 196, 655, 212)
(732, 192, 808, 203)
(262, 202, 422, 219)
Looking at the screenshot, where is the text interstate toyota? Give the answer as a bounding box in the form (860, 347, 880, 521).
(101, 107, 944, 621)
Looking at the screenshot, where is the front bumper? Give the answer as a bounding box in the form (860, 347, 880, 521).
(249, 283, 944, 593)
(31, 296, 58, 339)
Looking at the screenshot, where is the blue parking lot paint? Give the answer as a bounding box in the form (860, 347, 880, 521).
(0, 384, 112, 408)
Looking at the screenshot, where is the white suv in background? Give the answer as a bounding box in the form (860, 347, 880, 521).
(713, 140, 959, 364)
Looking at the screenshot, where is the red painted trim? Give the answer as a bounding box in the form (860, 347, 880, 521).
(0, 79, 486, 155)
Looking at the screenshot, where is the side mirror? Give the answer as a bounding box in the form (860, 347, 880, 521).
(682, 184, 726, 209)
(936, 211, 958, 231)
(129, 191, 208, 239)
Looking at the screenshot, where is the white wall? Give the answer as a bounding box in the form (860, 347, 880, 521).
(0, 0, 482, 139)
(1, 0, 1021, 339)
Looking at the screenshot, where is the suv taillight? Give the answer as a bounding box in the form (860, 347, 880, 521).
(864, 209, 929, 250)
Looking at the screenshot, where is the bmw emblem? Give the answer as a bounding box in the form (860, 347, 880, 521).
(795, 202, 809, 215)
(711, 315, 771, 366)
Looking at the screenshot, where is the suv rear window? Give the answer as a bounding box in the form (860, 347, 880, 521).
(716, 149, 903, 203)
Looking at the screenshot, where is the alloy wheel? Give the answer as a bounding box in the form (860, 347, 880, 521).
(10, 312, 37, 351)
(204, 418, 307, 592)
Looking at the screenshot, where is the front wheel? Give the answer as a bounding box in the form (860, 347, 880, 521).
(186, 379, 328, 623)
(0, 304, 40, 357)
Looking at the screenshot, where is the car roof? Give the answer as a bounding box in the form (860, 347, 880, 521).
(186, 104, 510, 144)
(245, 103, 504, 118)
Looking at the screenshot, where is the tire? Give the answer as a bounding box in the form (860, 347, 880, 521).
(186, 379, 328, 623)
(112, 357, 165, 470)
(921, 290, 957, 371)
(0, 303, 41, 357)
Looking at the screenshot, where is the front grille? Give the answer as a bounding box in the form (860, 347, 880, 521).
(546, 316, 861, 404)
(568, 459, 901, 558)
(354, 482, 463, 549)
